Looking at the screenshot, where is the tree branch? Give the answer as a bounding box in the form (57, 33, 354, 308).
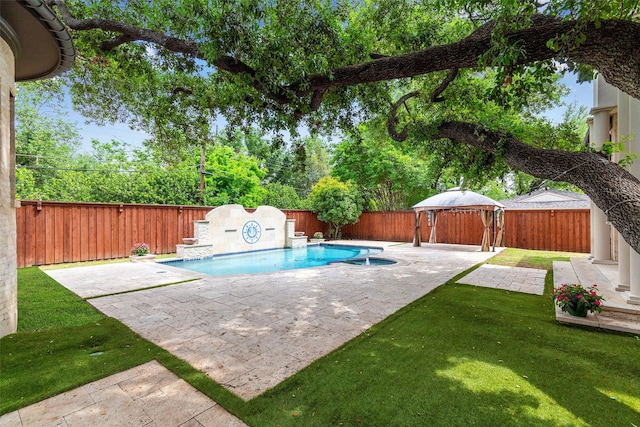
(101, 34, 134, 51)
(387, 90, 421, 142)
(431, 68, 459, 102)
(300, 15, 640, 103)
(49, 0, 204, 57)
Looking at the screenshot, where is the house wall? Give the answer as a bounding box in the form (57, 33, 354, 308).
(0, 37, 16, 337)
(592, 75, 640, 304)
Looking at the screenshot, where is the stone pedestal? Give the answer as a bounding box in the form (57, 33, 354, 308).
(287, 236, 308, 248)
(285, 218, 307, 248)
(129, 254, 157, 263)
(176, 244, 214, 259)
(193, 220, 209, 245)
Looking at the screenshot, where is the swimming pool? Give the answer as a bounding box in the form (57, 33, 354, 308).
(161, 244, 384, 276)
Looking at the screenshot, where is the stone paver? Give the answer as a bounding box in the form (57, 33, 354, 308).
(6, 242, 522, 426)
(76, 242, 498, 400)
(0, 361, 246, 427)
(456, 264, 546, 295)
(44, 262, 205, 299)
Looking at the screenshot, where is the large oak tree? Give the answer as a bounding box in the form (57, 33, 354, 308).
(47, 0, 640, 253)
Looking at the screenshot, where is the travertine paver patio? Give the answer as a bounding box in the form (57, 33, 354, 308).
(0, 361, 246, 427)
(44, 242, 500, 400)
(457, 264, 546, 295)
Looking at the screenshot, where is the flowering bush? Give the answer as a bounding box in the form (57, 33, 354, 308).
(313, 232, 323, 239)
(131, 242, 150, 256)
(552, 283, 605, 315)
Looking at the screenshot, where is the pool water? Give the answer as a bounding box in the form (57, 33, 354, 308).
(162, 244, 384, 276)
(341, 257, 397, 266)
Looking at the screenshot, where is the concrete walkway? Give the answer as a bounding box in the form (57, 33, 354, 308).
(4, 242, 549, 426)
(457, 264, 546, 295)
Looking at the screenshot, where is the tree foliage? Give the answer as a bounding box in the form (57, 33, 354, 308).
(261, 182, 305, 210)
(332, 121, 431, 210)
(44, 0, 640, 252)
(15, 82, 81, 189)
(201, 144, 266, 207)
(289, 135, 332, 198)
(308, 176, 363, 239)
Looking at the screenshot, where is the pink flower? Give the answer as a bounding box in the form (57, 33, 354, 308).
(595, 300, 601, 306)
(576, 294, 583, 299)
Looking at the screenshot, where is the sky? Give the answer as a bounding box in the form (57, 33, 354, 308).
(545, 73, 594, 122)
(69, 73, 594, 153)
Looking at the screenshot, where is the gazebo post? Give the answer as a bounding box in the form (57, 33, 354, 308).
(492, 209, 496, 252)
(413, 210, 422, 247)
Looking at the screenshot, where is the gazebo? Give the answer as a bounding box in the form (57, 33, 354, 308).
(413, 188, 505, 251)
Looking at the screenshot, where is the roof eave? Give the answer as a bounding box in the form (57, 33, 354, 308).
(3, 0, 75, 82)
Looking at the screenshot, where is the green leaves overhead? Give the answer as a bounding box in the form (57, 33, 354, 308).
(54, 0, 640, 143)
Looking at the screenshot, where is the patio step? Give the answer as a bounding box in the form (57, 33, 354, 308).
(570, 257, 611, 288)
(552, 259, 640, 335)
(552, 260, 579, 288)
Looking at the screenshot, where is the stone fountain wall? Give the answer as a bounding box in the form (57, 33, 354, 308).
(177, 204, 305, 259)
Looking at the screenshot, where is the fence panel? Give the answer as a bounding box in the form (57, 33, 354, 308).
(503, 209, 590, 253)
(342, 211, 415, 241)
(15, 201, 591, 267)
(284, 210, 326, 237)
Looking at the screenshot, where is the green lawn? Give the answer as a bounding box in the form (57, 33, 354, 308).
(2, 250, 639, 425)
(486, 247, 588, 270)
(16, 267, 104, 331)
(1, 267, 243, 415)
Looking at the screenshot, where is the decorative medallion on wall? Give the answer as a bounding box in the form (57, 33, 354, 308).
(242, 220, 262, 244)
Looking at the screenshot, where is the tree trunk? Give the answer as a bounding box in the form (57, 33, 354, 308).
(435, 121, 640, 254)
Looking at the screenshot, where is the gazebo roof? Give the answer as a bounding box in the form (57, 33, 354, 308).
(413, 187, 505, 211)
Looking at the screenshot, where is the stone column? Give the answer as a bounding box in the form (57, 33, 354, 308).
(617, 239, 631, 291)
(285, 219, 294, 248)
(615, 90, 631, 290)
(0, 38, 16, 338)
(193, 220, 210, 244)
(626, 92, 640, 304)
(589, 108, 612, 262)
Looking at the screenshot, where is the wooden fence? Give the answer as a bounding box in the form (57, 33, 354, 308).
(341, 209, 591, 253)
(15, 201, 324, 268)
(502, 209, 591, 253)
(15, 201, 590, 267)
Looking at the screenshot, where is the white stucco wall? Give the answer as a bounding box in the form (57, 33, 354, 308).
(0, 37, 17, 337)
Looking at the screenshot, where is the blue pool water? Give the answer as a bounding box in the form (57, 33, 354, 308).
(162, 244, 383, 276)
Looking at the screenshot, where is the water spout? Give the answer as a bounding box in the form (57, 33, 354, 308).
(365, 257, 370, 265)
